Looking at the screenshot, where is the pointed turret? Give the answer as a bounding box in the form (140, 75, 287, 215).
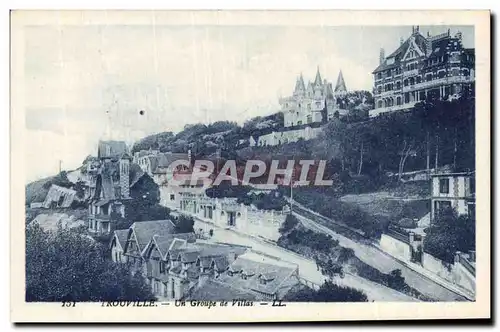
(313, 66, 323, 86)
(334, 70, 347, 93)
(294, 73, 306, 95)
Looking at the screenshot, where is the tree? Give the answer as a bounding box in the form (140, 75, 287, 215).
(26, 223, 155, 302)
(285, 280, 368, 302)
(73, 180, 86, 199)
(279, 214, 299, 234)
(423, 208, 475, 264)
(174, 215, 195, 233)
(387, 269, 406, 291)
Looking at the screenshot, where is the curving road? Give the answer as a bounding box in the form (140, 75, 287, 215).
(292, 204, 468, 301)
(193, 218, 417, 302)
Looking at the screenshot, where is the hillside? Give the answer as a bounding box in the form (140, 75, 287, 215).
(25, 171, 74, 206)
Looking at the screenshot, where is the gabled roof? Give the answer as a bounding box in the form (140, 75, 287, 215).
(98, 140, 128, 159)
(373, 31, 429, 73)
(110, 229, 129, 250)
(129, 219, 176, 253)
(150, 232, 196, 258)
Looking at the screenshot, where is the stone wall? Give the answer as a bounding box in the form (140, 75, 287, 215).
(422, 252, 475, 293)
(257, 126, 323, 147)
(379, 233, 411, 261)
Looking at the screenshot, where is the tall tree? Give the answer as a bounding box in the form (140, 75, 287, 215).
(26, 224, 155, 302)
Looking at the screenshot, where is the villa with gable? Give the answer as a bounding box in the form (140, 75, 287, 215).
(113, 218, 301, 301)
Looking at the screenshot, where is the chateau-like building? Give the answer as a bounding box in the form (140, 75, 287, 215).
(370, 26, 475, 118)
(279, 67, 348, 128)
(87, 141, 148, 235)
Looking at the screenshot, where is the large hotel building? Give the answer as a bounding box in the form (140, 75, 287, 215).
(370, 26, 475, 118)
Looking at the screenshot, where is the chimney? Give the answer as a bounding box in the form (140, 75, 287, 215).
(425, 37, 432, 57)
(119, 157, 130, 198)
(379, 48, 385, 65)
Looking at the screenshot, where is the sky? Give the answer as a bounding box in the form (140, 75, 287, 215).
(24, 24, 474, 182)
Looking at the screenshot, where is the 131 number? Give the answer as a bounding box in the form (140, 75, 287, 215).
(61, 301, 76, 307)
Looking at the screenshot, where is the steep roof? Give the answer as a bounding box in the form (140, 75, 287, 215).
(313, 67, 323, 86)
(130, 219, 176, 252)
(98, 140, 128, 159)
(293, 74, 306, 93)
(111, 229, 129, 250)
(151, 232, 196, 258)
(42, 184, 77, 208)
(334, 70, 347, 93)
(129, 163, 146, 188)
(373, 31, 429, 73)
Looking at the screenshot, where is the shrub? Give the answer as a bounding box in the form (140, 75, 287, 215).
(286, 280, 368, 302)
(397, 218, 417, 229)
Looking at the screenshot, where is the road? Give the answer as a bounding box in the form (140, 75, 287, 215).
(292, 204, 468, 301)
(193, 218, 417, 302)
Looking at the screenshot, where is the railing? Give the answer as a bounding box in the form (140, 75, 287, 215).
(403, 69, 419, 77)
(385, 228, 410, 244)
(298, 276, 321, 291)
(406, 76, 474, 92)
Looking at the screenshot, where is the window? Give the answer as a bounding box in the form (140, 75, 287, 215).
(468, 204, 475, 218)
(307, 115, 312, 124)
(160, 261, 165, 273)
(434, 200, 452, 218)
(469, 178, 475, 195)
(297, 121, 303, 125)
(170, 194, 175, 201)
(439, 178, 450, 194)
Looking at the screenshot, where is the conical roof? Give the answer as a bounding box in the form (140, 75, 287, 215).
(314, 66, 323, 86)
(334, 70, 347, 93)
(294, 74, 306, 93)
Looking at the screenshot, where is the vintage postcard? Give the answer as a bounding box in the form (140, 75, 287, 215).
(11, 10, 490, 322)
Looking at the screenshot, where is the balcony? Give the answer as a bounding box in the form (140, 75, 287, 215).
(375, 90, 399, 98)
(404, 76, 474, 91)
(403, 69, 419, 77)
